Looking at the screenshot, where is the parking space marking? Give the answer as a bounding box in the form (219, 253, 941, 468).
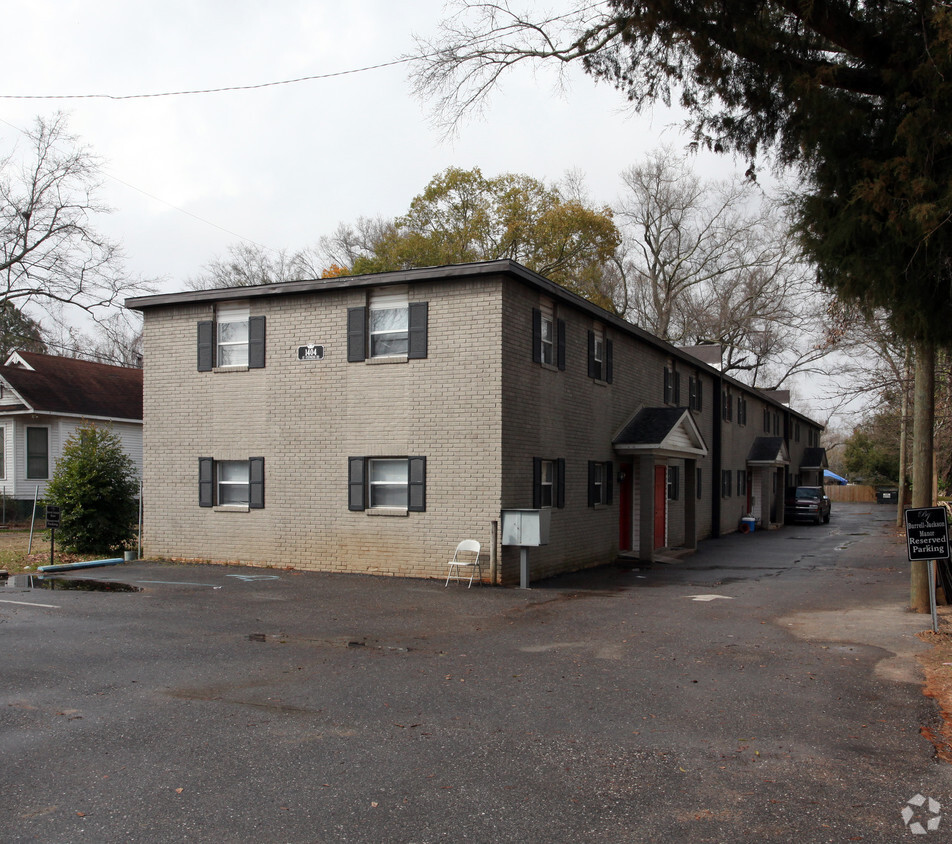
(0, 599, 60, 608)
(135, 580, 223, 589)
(225, 575, 280, 582)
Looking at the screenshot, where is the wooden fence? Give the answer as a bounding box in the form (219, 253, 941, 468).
(824, 484, 879, 503)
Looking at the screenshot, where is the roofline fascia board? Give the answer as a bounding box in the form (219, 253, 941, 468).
(0, 410, 142, 425)
(614, 445, 708, 459)
(125, 259, 821, 427)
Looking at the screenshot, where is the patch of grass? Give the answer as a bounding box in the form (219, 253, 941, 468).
(0, 527, 112, 573)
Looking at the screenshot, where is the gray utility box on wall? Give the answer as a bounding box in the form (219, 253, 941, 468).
(500, 509, 551, 588)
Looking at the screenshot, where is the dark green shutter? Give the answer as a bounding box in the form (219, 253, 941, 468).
(197, 321, 214, 371)
(532, 457, 542, 508)
(348, 457, 366, 511)
(199, 458, 214, 507)
(347, 308, 366, 362)
(408, 457, 426, 511)
(408, 302, 428, 359)
(531, 309, 542, 363)
(248, 316, 266, 369)
(557, 320, 566, 371)
(587, 461, 597, 507)
(556, 458, 565, 508)
(674, 372, 681, 405)
(249, 457, 265, 509)
(605, 339, 613, 384)
(587, 331, 596, 379)
(664, 369, 672, 403)
(606, 461, 614, 505)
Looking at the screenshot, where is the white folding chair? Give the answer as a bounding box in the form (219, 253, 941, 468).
(444, 539, 482, 587)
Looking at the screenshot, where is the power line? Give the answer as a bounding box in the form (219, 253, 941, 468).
(0, 57, 412, 101)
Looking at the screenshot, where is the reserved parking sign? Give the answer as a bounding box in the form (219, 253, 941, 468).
(904, 507, 951, 561)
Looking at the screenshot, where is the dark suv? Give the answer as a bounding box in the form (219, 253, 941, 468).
(784, 486, 832, 525)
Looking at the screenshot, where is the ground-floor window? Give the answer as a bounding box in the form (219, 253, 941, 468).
(26, 426, 49, 480)
(533, 457, 565, 509)
(199, 457, 265, 509)
(721, 469, 732, 498)
(348, 456, 426, 512)
(588, 460, 613, 506)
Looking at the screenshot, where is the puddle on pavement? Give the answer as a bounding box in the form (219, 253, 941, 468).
(2, 574, 141, 593)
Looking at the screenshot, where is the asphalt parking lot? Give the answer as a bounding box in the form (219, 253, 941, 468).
(2, 502, 950, 843)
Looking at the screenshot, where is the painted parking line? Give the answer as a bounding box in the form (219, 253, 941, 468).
(684, 594, 734, 602)
(0, 599, 60, 608)
(135, 580, 223, 589)
(225, 574, 281, 582)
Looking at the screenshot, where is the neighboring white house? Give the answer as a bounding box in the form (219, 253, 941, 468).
(0, 351, 143, 510)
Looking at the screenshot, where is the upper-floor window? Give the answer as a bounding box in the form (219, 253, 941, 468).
(532, 305, 565, 370)
(664, 367, 681, 405)
(737, 396, 748, 426)
(588, 327, 613, 382)
(369, 288, 409, 357)
(347, 289, 428, 363)
(689, 376, 703, 411)
(722, 389, 733, 422)
(197, 302, 265, 371)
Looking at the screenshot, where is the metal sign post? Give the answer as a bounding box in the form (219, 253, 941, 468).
(45, 505, 61, 570)
(904, 507, 951, 633)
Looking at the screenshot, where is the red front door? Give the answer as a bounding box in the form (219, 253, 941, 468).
(654, 465, 667, 549)
(619, 462, 633, 551)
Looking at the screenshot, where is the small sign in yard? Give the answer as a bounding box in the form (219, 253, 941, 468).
(904, 507, 950, 561)
(904, 506, 950, 634)
(45, 505, 61, 529)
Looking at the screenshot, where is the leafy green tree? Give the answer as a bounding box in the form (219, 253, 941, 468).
(45, 423, 138, 553)
(347, 167, 622, 311)
(843, 413, 901, 485)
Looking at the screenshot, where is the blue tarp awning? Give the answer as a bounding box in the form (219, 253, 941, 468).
(824, 469, 848, 485)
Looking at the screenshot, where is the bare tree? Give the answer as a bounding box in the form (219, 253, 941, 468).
(0, 113, 147, 316)
(613, 149, 827, 388)
(186, 243, 311, 290)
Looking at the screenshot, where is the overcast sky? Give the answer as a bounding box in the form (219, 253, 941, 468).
(3, 0, 743, 292)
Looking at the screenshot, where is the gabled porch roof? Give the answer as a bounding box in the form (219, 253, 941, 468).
(747, 436, 790, 466)
(800, 447, 829, 470)
(612, 407, 708, 459)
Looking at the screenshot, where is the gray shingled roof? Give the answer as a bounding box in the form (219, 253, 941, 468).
(613, 407, 689, 446)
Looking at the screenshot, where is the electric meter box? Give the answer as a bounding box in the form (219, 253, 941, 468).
(500, 509, 551, 547)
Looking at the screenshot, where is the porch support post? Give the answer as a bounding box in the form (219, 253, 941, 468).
(639, 456, 655, 562)
(684, 458, 697, 550)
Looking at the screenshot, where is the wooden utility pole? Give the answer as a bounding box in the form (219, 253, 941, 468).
(897, 348, 912, 527)
(911, 341, 936, 612)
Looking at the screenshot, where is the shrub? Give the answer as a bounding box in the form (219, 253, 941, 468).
(45, 422, 138, 553)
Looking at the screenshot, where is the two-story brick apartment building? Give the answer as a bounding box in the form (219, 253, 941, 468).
(127, 260, 825, 585)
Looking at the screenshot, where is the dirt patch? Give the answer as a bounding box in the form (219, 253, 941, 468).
(917, 605, 952, 762)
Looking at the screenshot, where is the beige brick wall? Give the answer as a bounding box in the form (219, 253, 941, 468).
(141, 280, 504, 580)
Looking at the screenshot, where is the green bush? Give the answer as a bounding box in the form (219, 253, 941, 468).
(45, 422, 139, 553)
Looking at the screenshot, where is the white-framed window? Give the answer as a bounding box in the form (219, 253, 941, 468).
(587, 460, 613, 506)
(216, 302, 250, 367)
(539, 305, 555, 366)
(218, 460, 250, 506)
(369, 288, 409, 358)
(369, 459, 410, 508)
(199, 457, 265, 509)
(348, 456, 426, 512)
(26, 426, 49, 480)
(0, 426, 6, 480)
(539, 459, 554, 507)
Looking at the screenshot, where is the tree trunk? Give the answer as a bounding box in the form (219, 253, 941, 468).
(911, 340, 935, 612)
(897, 347, 912, 527)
